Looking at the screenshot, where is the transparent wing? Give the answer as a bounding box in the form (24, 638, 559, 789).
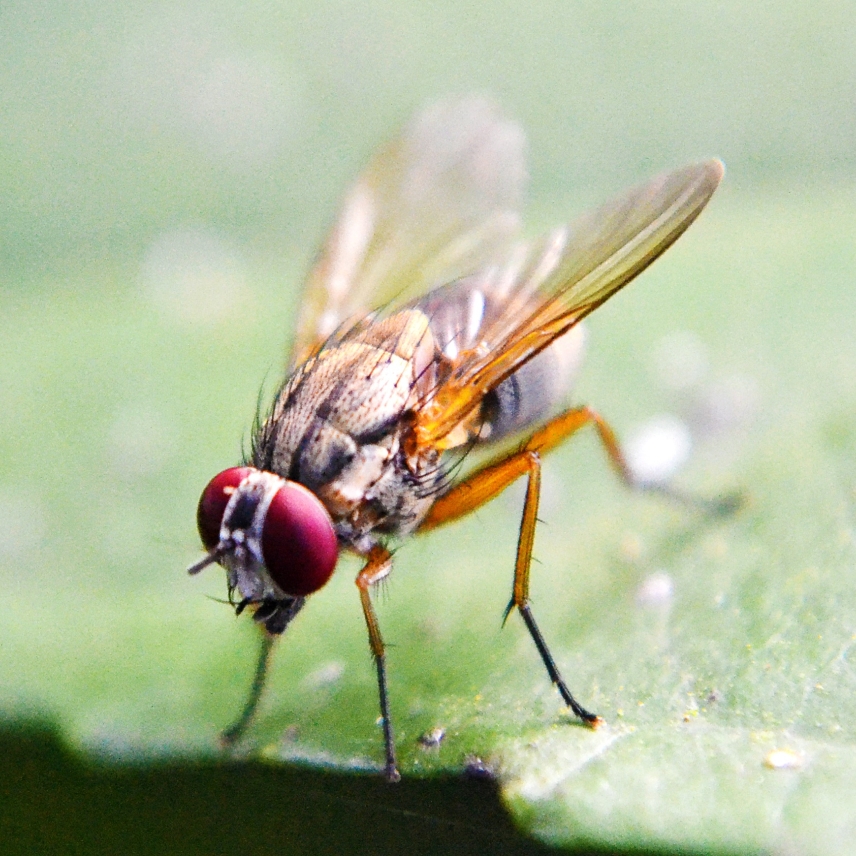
(290, 97, 527, 365)
(414, 160, 724, 447)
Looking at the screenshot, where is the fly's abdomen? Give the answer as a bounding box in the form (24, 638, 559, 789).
(478, 323, 586, 443)
(417, 276, 587, 446)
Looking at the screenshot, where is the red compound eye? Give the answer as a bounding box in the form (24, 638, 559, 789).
(196, 466, 254, 551)
(195, 468, 338, 596)
(262, 481, 338, 596)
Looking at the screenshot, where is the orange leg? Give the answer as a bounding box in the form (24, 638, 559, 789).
(505, 449, 602, 724)
(355, 546, 401, 782)
(420, 405, 629, 533)
(418, 402, 738, 725)
(418, 405, 631, 726)
(420, 404, 738, 534)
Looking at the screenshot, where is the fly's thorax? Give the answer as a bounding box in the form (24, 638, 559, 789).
(316, 431, 398, 519)
(334, 439, 442, 551)
(253, 309, 440, 545)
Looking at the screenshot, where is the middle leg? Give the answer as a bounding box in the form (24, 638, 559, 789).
(505, 450, 602, 725)
(418, 406, 612, 724)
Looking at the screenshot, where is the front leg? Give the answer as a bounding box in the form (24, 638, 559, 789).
(355, 545, 400, 782)
(220, 630, 277, 748)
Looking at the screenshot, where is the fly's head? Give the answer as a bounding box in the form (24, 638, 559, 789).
(188, 467, 339, 634)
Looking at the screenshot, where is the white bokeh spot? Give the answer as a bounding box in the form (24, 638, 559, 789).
(625, 415, 692, 485)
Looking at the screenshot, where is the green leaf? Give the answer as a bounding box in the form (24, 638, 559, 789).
(3, 187, 856, 856)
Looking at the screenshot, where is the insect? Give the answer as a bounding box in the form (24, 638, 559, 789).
(188, 98, 724, 782)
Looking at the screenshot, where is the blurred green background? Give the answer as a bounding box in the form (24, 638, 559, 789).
(2, 2, 856, 855)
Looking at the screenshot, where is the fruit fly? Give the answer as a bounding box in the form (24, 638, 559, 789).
(188, 98, 724, 782)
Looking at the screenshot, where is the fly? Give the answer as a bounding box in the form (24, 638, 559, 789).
(188, 97, 727, 782)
